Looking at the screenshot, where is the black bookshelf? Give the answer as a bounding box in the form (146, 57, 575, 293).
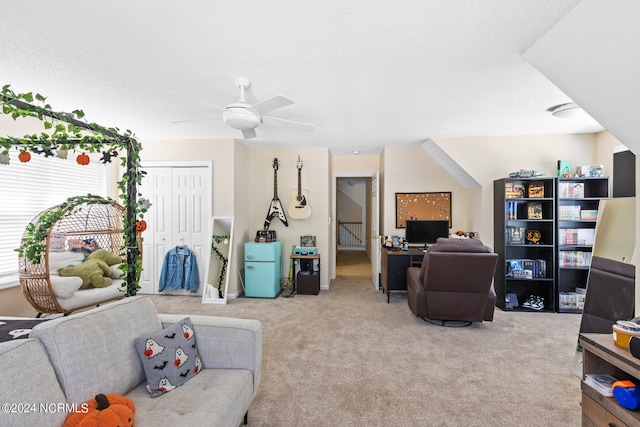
(494, 178, 556, 312)
(556, 176, 609, 312)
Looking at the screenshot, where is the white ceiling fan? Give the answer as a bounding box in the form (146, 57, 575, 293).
(171, 77, 315, 139)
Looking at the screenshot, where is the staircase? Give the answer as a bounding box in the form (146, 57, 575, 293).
(339, 221, 364, 247)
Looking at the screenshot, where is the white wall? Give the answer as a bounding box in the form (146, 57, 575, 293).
(593, 131, 640, 268)
(137, 139, 331, 296)
(337, 184, 365, 223)
(232, 142, 251, 296)
(330, 154, 381, 278)
(522, 1, 640, 312)
(130, 140, 333, 295)
(248, 147, 331, 288)
(593, 197, 636, 262)
(137, 138, 241, 294)
(0, 127, 633, 313)
(338, 180, 367, 217)
(381, 145, 469, 238)
(138, 138, 235, 215)
(595, 131, 622, 182)
(429, 133, 599, 248)
(331, 155, 380, 175)
(337, 180, 367, 240)
(137, 133, 631, 297)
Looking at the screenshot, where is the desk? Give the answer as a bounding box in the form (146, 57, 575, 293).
(289, 254, 320, 295)
(380, 248, 424, 303)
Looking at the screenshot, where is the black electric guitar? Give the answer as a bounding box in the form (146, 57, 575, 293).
(264, 158, 288, 229)
(288, 156, 312, 219)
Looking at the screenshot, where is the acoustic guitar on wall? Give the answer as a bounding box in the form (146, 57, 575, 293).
(288, 156, 312, 220)
(264, 158, 288, 229)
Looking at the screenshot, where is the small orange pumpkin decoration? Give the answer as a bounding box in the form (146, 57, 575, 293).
(18, 151, 31, 163)
(136, 220, 147, 233)
(76, 153, 90, 165)
(63, 393, 135, 427)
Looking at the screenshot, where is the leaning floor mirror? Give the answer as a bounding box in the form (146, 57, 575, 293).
(202, 217, 234, 305)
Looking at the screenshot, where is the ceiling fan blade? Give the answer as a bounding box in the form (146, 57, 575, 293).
(242, 128, 257, 139)
(262, 116, 315, 132)
(167, 91, 224, 111)
(171, 117, 222, 124)
(248, 95, 293, 115)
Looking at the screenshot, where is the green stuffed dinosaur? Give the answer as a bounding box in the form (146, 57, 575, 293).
(58, 249, 122, 289)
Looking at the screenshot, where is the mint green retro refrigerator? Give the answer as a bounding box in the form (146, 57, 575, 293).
(244, 241, 282, 298)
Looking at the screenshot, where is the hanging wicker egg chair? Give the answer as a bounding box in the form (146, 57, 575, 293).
(18, 198, 127, 316)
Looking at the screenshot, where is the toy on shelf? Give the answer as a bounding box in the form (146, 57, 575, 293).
(613, 380, 640, 411)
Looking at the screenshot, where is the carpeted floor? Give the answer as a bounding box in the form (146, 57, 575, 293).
(150, 250, 582, 426)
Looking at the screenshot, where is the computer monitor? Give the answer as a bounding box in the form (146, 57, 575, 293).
(405, 220, 449, 247)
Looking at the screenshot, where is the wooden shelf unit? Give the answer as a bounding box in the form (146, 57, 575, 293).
(579, 333, 640, 427)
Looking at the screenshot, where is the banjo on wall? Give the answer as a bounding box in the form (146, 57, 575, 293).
(288, 156, 312, 220)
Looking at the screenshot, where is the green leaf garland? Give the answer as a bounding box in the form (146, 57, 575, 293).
(1, 85, 144, 296)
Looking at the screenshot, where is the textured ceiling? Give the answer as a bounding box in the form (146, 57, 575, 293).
(0, 1, 603, 155)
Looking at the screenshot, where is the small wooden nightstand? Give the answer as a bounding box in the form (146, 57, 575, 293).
(579, 333, 640, 426)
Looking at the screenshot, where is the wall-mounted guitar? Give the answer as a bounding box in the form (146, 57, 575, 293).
(264, 158, 288, 229)
(288, 156, 312, 219)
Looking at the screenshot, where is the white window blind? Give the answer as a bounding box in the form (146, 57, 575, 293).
(0, 152, 107, 289)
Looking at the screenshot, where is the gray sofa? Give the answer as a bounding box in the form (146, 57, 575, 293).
(0, 296, 262, 427)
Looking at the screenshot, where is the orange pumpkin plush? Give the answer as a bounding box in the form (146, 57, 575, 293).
(63, 393, 135, 427)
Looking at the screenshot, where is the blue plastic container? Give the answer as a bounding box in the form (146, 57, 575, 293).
(613, 383, 640, 411)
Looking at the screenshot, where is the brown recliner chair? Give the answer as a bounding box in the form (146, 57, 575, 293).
(407, 238, 498, 324)
(579, 256, 635, 335)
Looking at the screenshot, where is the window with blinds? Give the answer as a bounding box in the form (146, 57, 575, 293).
(0, 153, 107, 289)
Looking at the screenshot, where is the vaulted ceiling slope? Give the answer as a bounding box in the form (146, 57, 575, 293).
(0, 1, 618, 155)
(524, 0, 640, 155)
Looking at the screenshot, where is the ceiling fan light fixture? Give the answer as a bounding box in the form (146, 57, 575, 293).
(222, 105, 261, 130)
(550, 102, 583, 119)
(171, 78, 314, 139)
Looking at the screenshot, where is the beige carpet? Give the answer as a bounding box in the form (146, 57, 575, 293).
(149, 250, 582, 426)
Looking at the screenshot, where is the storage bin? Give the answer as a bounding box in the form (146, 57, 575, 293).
(297, 271, 319, 295)
(559, 292, 577, 310)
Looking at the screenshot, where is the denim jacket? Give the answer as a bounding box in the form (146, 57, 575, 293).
(158, 245, 200, 293)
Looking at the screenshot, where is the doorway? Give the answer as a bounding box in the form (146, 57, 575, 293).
(337, 178, 367, 251)
(334, 172, 379, 288)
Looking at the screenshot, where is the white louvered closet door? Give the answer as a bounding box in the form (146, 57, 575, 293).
(138, 165, 210, 296)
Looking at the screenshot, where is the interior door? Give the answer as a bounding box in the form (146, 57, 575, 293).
(179, 167, 209, 287)
(370, 170, 380, 289)
(138, 167, 172, 294)
(137, 165, 210, 296)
